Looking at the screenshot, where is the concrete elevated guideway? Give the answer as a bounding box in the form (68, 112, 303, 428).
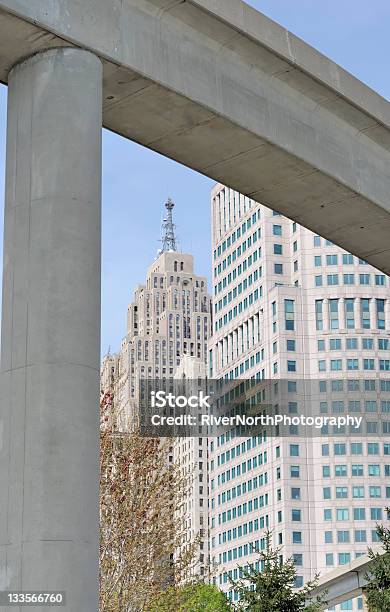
(309, 551, 380, 610)
(1, 1, 390, 610)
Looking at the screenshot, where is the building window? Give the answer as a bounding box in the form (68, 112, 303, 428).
(331, 359, 342, 371)
(292, 532, 302, 544)
(293, 553, 303, 566)
(326, 553, 334, 566)
(347, 359, 359, 371)
(292, 509, 301, 522)
(343, 273, 355, 285)
(354, 508, 366, 520)
(344, 298, 355, 329)
(335, 443, 346, 455)
(285, 300, 295, 331)
(376, 299, 385, 329)
(359, 273, 370, 285)
(339, 553, 351, 565)
(315, 300, 323, 330)
(329, 299, 339, 329)
(274, 263, 283, 274)
(327, 274, 339, 286)
(361, 299, 371, 329)
(376, 275, 386, 286)
(329, 338, 341, 350)
(337, 508, 349, 520)
(324, 531, 333, 543)
(287, 360, 296, 372)
(337, 530, 350, 543)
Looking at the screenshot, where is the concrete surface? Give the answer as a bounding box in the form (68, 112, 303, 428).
(309, 550, 379, 609)
(0, 0, 389, 271)
(0, 48, 102, 611)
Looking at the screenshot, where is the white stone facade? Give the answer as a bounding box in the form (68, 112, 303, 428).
(173, 356, 210, 580)
(209, 184, 390, 611)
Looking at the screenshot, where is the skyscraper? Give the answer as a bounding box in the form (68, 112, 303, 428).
(209, 183, 390, 610)
(101, 199, 211, 431)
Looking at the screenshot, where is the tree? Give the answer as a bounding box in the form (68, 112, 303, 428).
(364, 509, 390, 611)
(99, 391, 195, 611)
(229, 530, 326, 611)
(150, 581, 232, 611)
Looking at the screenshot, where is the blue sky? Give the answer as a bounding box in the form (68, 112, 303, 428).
(1, 0, 390, 355)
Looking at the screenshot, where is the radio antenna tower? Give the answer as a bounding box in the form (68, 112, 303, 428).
(161, 198, 178, 252)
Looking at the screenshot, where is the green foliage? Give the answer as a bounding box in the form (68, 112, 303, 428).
(229, 530, 326, 611)
(365, 510, 390, 611)
(150, 581, 231, 612)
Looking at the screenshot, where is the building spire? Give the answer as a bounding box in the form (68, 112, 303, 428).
(161, 198, 178, 252)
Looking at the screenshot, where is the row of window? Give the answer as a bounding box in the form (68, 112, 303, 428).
(214, 267, 263, 312)
(318, 337, 389, 351)
(315, 272, 386, 286)
(318, 379, 390, 393)
(218, 514, 269, 545)
(218, 494, 269, 525)
(314, 252, 372, 267)
(217, 446, 267, 468)
(322, 464, 390, 477)
(323, 507, 385, 521)
(216, 536, 267, 571)
(325, 551, 373, 567)
(284, 442, 390, 458)
(287, 463, 389, 480)
(214, 210, 260, 260)
(214, 234, 261, 278)
(322, 442, 390, 456)
(217, 463, 268, 488)
(211, 433, 264, 455)
(324, 530, 380, 544)
(215, 429, 267, 450)
(318, 358, 390, 371)
(322, 485, 390, 499)
(288, 399, 390, 415)
(213, 474, 269, 508)
(215, 286, 262, 331)
(214, 255, 262, 300)
(315, 298, 386, 330)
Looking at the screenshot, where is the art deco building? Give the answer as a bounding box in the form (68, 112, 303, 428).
(101, 199, 211, 431)
(208, 184, 390, 611)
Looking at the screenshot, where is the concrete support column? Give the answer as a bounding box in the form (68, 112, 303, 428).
(0, 48, 102, 610)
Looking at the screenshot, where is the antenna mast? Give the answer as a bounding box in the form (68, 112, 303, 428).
(161, 198, 178, 252)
